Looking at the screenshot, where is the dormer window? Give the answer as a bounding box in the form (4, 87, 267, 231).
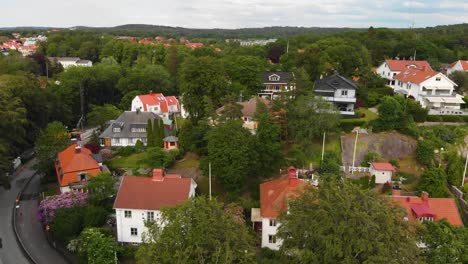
(418, 217, 434, 223)
(269, 74, 280, 81)
(113, 127, 121, 133)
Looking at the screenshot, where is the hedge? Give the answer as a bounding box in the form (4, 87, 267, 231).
(425, 115, 468, 123)
(339, 119, 367, 132)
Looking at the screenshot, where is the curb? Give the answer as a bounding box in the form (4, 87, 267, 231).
(12, 172, 39, 264)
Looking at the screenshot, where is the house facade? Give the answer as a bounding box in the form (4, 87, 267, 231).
(393, 68, 465, 111)
(369, 162, 395, 184)
(391, 190, 463, 226)
(446, 60, 468, 76)
(55, 141, 102, 193)
(215, 97, 271, 133)
(114, 169, 197, 243)
(131, 91, 181, 120)
(259, 72, 295, 99)
(48, 57, 92, 69)
(99, 111, 161, 147)
(376, 60, 433, 88)
(313, 72, 357, 115)
(251, 167, 309, 250)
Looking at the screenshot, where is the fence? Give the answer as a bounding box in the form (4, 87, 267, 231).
(449, 185, 468, 223)
(340, 166, 370, 173)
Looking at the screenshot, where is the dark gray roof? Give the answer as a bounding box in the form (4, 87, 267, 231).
(262, 72, 295, 84)
(99, 111, 160, 139)
(313, 72, 357, 91)
(163, 136, 178, 142)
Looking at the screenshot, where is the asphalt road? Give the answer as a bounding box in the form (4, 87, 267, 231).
(0, 162, 34, 264)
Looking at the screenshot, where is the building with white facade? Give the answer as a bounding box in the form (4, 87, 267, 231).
(99, 111, 161, 147)
(376, 60, 433, 88)
(313, 72, 357, 115)
(48, 57, 92, 69)
(251, 167, 310, 250)
(446, 60, 468, 76)
(393, 68, 465, 111)
(114, 169, 197, 243)
(259, 72, 296, 99)
(131, 91, 181, 120)
(369, 162, 395, 184)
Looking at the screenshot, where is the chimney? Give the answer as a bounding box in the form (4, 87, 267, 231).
(75, 146, 81, 153)
(152, 169, 164, 181)
(149, 90, 153, 95)
(421, 191, 429, 202)
(392, 186, 401, 196)
(71, 138, 78, 145)
(288, 166, 298, 187)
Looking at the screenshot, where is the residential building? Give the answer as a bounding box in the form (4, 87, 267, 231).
(313, 72, 357, 116)
(369, 162, 395, 184)
(48, 57, 92, 69)
(163, 136, 179, 150)
(99, 110, 161, 147)
(215, 97, 271, 133)
(446, 60, 468, 76)
(391, 190, 463, 226)
(240, 39, 277, 46)
(114, 169, 197, 243)
(259, 72, 296, 99)
(55, 141, 102, 193)
(393, 68, 465, 111)
(251, 167, 310, 250)
(376, 59, 433, 88)
(131, 91, 181, 120)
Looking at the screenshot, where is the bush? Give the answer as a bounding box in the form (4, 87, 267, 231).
(82, 205, 108, 228)
(426, 115, 468, 123)
(399, 172, 416, 185)
(134, 140, 145, 153)
(83, 143, 100, 154)
(361, 151, 380, 167)
(37, 192, 89, 225)
(118, 245, 138, 260)
(51, 207, 84, 243)
(382, 182, 392, 194)
(117, 146, 137, 157)
(416, 140, 435, 167)
(390, 159, 400, 168)
(339, 119, 367, 133)
(370, 175, 376, 188)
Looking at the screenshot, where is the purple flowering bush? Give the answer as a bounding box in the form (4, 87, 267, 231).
(37, 191, 89, 225)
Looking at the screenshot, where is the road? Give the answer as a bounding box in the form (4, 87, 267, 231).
(0, 162, 34, 264)
(0, 160, 67, 264)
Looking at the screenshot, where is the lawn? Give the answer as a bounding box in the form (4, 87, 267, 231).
(354, 107, 378, 122)
(106, 152, 147, 171)
(307, 134, 342, 168)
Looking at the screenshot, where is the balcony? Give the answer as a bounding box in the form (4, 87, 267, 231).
(322, 96, 357, 103)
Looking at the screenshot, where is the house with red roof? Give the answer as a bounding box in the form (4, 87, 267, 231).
(391, 190, 463, 227)
(131, 90, 181, 119)
(55, 140, 102, 193)
(114, 169, 197, 243)
(251, 167, 310, 250)
(393, 68, 464, 111)
(446, 60, 468, 76)
(369, 162, 395, 184)
(376, 59, 433, 88)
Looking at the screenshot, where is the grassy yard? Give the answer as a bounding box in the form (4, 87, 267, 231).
(308, 134, 342, 168)
(106, 152, 147, 171)
(355, 107, 378, 122)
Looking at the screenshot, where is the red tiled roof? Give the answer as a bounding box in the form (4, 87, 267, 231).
(55, 144, 101, 187)
(385, 60, 433, 72)
(114, 173, 193, 210)
(394, 68, 439, 84)
(391, 196, 463, 226)
(260, 167, 310, 219)
(448, 60, 468, 71)
(370, 162, 396, 171)
(138, 92, 169, 113)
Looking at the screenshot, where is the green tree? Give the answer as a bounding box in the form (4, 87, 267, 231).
(86, 172, 116, 204)
(205, 120, 256, 193)
(420, 220, 468, 263)
(146, 119, 155, 147)
(372, 96, 404, 131)
(136, 196, 255, 264)
(51, 207, 84, 243)
(277, 178, 421, 263)
(416, 140, 435, 167)
(446, 152, 465, 186)
(319, 152, 341, 175)
(361, 151, 380, 167)
(86, 104, 121, 129)
(419, 168, 450, 198)
(288, 93, 340, 142)
(69, 228, 117, 264)
(35, 121, 70, 174)
(144, 147, 176, 168)
(116, 65, 173, 96)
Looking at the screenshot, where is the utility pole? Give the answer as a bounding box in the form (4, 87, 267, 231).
(209, 162, 212, 200)
(321, 132, 326, 161)
(351, 129, 359, 173)
(462, 152, 468, 187)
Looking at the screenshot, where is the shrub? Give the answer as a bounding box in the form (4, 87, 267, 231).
(416, 140, 435, 167)
(51, 207, 84, 243)
(99, 148, 112, 161)
(370, 175, 376, 188)
(84, 143, 100, 154)
(37, 192, 89, 225)
(82, 205, 108, 228)
(426, 115, 468, 123)
(399, 172, 416, 185)
(390, 159, 400, 168)
(361, 151, 380, 167)
(117, 146, 137, 157)
(134, 140, 145, 153)
(339, 119, 367, 133)
(382, 182, 392, 194)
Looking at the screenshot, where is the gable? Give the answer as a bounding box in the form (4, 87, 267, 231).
(268, 74, 280, 82)
(314, 73, 357, 91)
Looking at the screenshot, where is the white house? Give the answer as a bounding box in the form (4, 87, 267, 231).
(376, 60, 433, 88)
(446, 60, 468, 76)
(131, 91, 181, 120)
(48, 57, 92, 69)
(259, 72, 296, 99)
(313, 72, 357, 115)
(369, 162, 395, 184)
(114, 169, 197, 243)
(251, 167, 310, 250)
(393, 68, 465, 110)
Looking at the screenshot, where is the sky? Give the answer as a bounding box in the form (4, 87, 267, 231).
(2, 0, 468, 29)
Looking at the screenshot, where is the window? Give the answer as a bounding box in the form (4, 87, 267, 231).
(341, 90, 348, 96)
(147, 211, 154, 222)
(393, 73, 397, 77)
(78, 172, 87, 182)
(124, 210, 132, 218)
(269, 75, 280, 81)
(269, 219, 276, 227)
(113, 127, 121, 133)
(131, 127, 146, 132)
(268, 235, 276, 244)
(114, 138, 120, 144)
(435, 77, 441, 81)
(170, 142, 176, 146)
(130, 228, 138, 236)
